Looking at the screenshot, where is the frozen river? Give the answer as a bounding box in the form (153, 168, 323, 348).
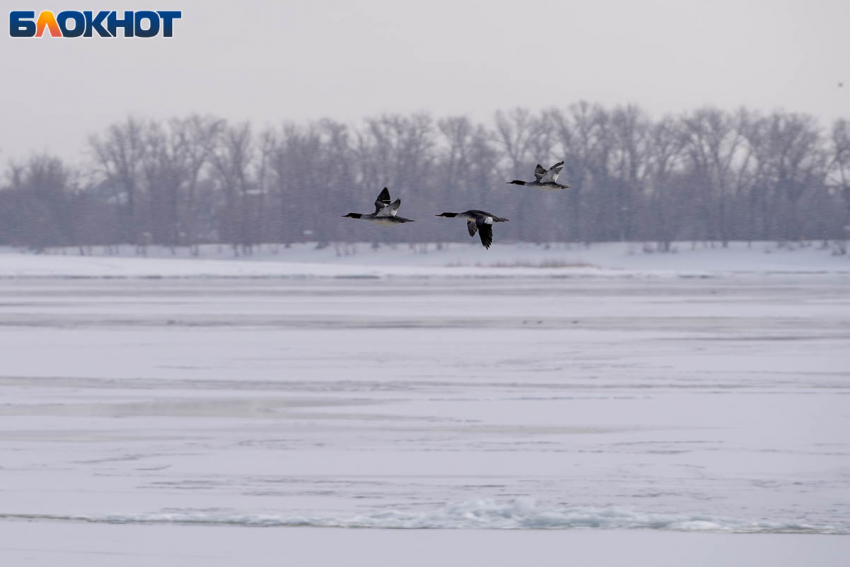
(0, 271, 848, 563)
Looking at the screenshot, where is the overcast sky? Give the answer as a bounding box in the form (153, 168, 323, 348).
(2, 0, 848, 163)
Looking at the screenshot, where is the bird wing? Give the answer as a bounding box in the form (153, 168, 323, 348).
(533, 164, 547, 181)
(477, 223, 493, 249)
(374, 187, 391, 215)
(386, 198, 401, 217)
(467, 220, 478, 238)
(540, 161, 564, 183)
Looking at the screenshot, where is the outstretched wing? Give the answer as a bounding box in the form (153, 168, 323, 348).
(540, 161, 564, 183)
(467, 220, 478, 238)
(384, 198, 401, 217)
(534, 164, 547, 182)
(477, 223, 493, 249)
(374, 187, 391, 214)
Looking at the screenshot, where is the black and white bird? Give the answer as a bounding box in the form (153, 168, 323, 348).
(508, 161, 570, 190)
(436, 210, 508, 249)
(342, 187, 414, 225)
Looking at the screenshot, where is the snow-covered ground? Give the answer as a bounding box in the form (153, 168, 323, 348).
(2, 522, 847, 567)
(1, 240, 847, 279)
(0, 246, 848, 565)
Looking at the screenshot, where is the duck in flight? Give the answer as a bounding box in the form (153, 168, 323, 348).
(508, 161, 570, 190)
(342, 187, 414, 225)
(436, 210, 508, 249)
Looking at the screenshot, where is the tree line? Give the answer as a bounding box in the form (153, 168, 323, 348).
(2, 103, 849, 253)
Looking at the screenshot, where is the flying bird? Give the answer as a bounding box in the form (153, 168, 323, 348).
(342, 187, 414, 225)
(508, 161, 570, 190)
(436, 210, 508, 249)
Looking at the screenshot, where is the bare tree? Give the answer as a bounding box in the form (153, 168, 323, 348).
(210, 122, 256, 254)
(608, 105, 650, 241)
(4, 106, 849, 251)
(173, 115, 224, 252)
(746, 112, 827, 242)
(90, 117, 147, 244)
(680, 107, 750, 246)
(644, 116, 684, 250)
(827, 119, 850, 252)
(0, 154, 77, 251)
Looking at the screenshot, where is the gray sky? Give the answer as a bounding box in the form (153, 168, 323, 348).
(2, 0, 848, 163)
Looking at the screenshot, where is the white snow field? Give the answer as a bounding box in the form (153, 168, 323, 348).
(0, 243, 848, 565)
(1, 240, 848, 278)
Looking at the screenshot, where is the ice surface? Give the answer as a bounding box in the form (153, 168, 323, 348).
(0, 249, 848, 563)
(1, 241, 847, 279)
(1, 499, 841, 533)
(2, 522, 847, 567)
